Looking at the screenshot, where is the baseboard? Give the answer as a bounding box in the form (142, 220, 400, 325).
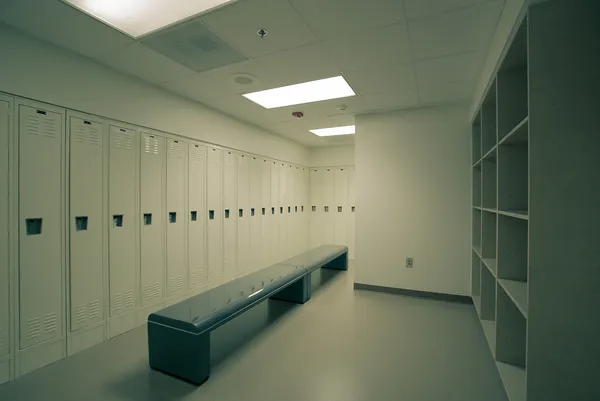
(353, 283, 472, 304)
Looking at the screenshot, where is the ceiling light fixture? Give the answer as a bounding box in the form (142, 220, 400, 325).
(310, 125, 356, 137)
(61, 0, 238, 38)
(242, 76, 356, 109)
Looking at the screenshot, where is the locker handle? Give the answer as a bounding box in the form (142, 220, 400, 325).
(301, 206, 304, 212)
(239, 209, 243, 218)
(75, 216, 88, 231)
(279, 207, 283, 214)
(295, 206, 298, 213)
(324, 206, 329, 212)
(338, 206, 343, 213)
(225, 209, 230, 219)
(190, 211, 197, 222)
(251, 208, 255, 217)
(169, 212, 177, 223)
(113, 215, 123, 228)
(144, 213, 153, 225)
(271, 207, 275, 215)
(262, 208, 265, 216)
(36, 110, 47, 115)
(25, 218, 43, 235)
(209, 210, 215, 220)
(352, 206, 356, 212)
(84, 121, 91, 125)
(287, 206, 291, 213)
(312, 206, 316, 212)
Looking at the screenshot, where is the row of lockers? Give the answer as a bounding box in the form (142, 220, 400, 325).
(0, 95, 314, 381)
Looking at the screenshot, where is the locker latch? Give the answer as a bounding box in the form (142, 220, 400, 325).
(169, 212, 177, 223)
(280, 207, 283, 214)
(225, 209, 230, 219)
(287, 206, 291, 213)
(113, 215, 123, 228)
(352, 206, 356, 212)
(262, 208, 266, 216)
(209, 210, 215, 220)
(75, 216, 88, 231)
(324, 206, 329, 212)
(312, 206, 316, 212)
(144, 213, 153, 225)
(271, 207, 275, 215)
(25, 218, 43, 235)
(239, 209, 243, 218)
(251, 208, 255, 216)
(190, 211, 197, 222)
(338, 206, 343, 213)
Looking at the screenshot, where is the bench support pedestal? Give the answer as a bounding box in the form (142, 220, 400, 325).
(323, 252, 348, 271)
(270, 276, 311, 304)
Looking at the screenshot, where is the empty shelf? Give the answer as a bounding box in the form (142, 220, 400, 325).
(473, 245, 482, 258)
(481, 207, 497, 213)
(498, 210, 529, 220)
(499, 117, 529, 146)
(483, 258, 497, 276)
(482, 145, 498, 161)
(497, 362, 526, 401)
(499, 279, 528, 317)
(481, 320, 496, 357)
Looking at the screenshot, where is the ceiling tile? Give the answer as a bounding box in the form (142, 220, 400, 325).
(289, 0, 406, 41)
(364, 90, 420, 111)
(254, 43, 341, 85)
(418, 80, 475, 105)
(201, 0, 318, 58)
(346, 63, 417, 96)
(0, 0, 133, 58)
(404, 0, 494, 20)
(207, 94, 296, 127)
(268, 119, 355, 147)
(97, 43, 196, 84)
(415, 51, 486, 87)
(408, 1, 504, 61)
(323, 23, 411, 72)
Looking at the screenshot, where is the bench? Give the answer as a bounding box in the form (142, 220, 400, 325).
(147, 244, 348, 384)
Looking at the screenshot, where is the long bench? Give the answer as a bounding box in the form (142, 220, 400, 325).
(147, 244, 348, 384)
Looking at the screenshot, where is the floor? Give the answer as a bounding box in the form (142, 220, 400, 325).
(0, 265, 507, 401)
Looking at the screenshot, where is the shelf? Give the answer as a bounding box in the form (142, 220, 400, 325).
(498, 209, 528, 220)
(482, 150, 497, 209)
(497, 362, 527, 401)
(472, 111, 482, 162)
(499, 117, 528, 146)
(473, 206, 482, 211)
(481, 207, 496, 213)
(473, 245, 482, 258)
(499, 279, 528, 317)
(481, 80, 497, 155)
(472, 251, 481, 297)
(483, 258, 497, 277)
(481, 319, 496, 357)
(482, 145, 497, 161)
(472, 158, 482, 168)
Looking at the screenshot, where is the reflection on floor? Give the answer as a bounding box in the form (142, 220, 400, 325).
(0, 264, 507, 401)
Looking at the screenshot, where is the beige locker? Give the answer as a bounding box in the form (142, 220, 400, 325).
(278, 163, 289, 260)
(309, 169, 322, 248)
(334, 168, 348, 247)
(321, 169, 335, 245)
(18, 105, 64, 350)
(188, 143, 207, 289)
(140, 133, 165, 306)
(108, 125, 137, 318)
(301, 168, 310, 252)
(166, 139, 188, 297)
(249, 157, 262, 270)
(223, 151, 238, 280)
(260, 159, 271, 266)
(69, 117, 104, 332)
(207, 147, 223, 283)
(237, 155, 250, 274)
(270, 161, 280, 263)
(0, 99, 10, 357)
(348, 167, 356, 259)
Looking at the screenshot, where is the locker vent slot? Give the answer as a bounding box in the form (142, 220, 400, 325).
(75, 216, 88, 231)
(338, 206, 343, 213)
(169, 140, 184, 159)
(75, 127, 87, 144)
(295, 206, 298, 213)
(169, 276, 185, 293)
(44, 313, 58, 334)
(352, 206, 356, 212)
(190, 144, 204, 161)
(225, 209, 230, 219)
(113, 215, 123, 228)
(239, 209, 243, 218)
(280, 207, 283, 214)
(25, 218, 43, 235)
(113, 294, 123, 313)
(191, 211, 197, 221)
(262, 208, 265, 216)
(209, 210, 215, 220)
(271, 207, 275, 215)
(112, 131, 134, 150)
(312, 206, 316, 212)
(143, 135, 160, 155)
(123, 291, 134, 310)
(251, 208, 255, 217)
(27, 318, 41, 340)
(191, 270, 203, 287)
(324, 206, 329, 212)
(144, 282, 162, 302)
(88, 300, 101, 321)
(25, 116, 40, 136)
(169, 212, 177, 223)
(144, 213, 153, 225)
(75, 304, 87, 325)
(287, 206, 291, 213)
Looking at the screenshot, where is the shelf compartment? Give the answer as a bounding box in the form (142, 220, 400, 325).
(499, 279, 528, 317)
(482, 210, 497, 261)
(483, 258, 497, 277)
(473, 295, 481, 316)
(473, 165, 482, 207)
(473, 245, 482, 258)
(499, 117, 528, 146)
(496, 285, 527, 378)
(498, 18, 528, 142)
(472, 250, 481, 297)
(482, 151, 497, 209)
(481, 79, 497, 155)
(481, 319, 496, 357)
(498, 131, 528, 213)
(497, 209, 528, 220)
(473, 209, 481, 250)
(473, 111, 482, 163)
(497, 361, 527, 401)
(480, 264, 496, 323)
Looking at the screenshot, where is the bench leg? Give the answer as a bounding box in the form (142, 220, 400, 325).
(270, 275, 311, 304)
(148, 323, 210, 385)
(323, 252, 348, 271)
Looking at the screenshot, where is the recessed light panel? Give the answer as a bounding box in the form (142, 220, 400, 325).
(243, 76, 356, 109)
(310, 125, 356, 137)
(62, 0, 237, 38)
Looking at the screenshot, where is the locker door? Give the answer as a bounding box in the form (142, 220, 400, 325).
(166, 139, 188, 297)
(108, 125, 137, 319)
(292, 166, 301, 256)
(309, 169, 322, 248)
(301, 168, 310, 252)
(18, 105, 64, 349)
(260, 159, 271, 266)
(348, 167, 356, 259)
(223, 151, 238, 280)
(270, 161, 280, 262)
(334, 168, 348, 246)
(237, 155, 250, 274)
(140, 133, 164, 306)
(207, 147, 223, 284)
(278, 163, 288, 259)
(188, 143, 207, 289)
(0, 100, 10, 357)
(69, 117, 104, 332)
(249, 157, 262, 271)
(321, 169, 335, 245)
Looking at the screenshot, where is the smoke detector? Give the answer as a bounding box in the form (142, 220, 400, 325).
(292, 111, 304, 119)
(232, 73, 256, 85)
(339, 104, 349, 112)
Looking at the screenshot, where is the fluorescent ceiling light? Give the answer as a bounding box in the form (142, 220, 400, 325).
(62, 0, 237, 38)
(310, 125, 356, 137)
(243, 76, 356, 109)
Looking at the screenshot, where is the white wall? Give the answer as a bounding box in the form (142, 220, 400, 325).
(0, 23, 309, 165)
(309, 145, 355, 167)
(355, 104, 471, 296)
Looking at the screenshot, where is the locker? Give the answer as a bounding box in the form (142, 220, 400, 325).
(166, 139, 188, 297)
(260, 159, 271, 266)
(249, 157, 262, 270)
(278, 163, 289, 259)
(207, 147, 223, 283)
(223, 151, 238, 280)
(69, 116, 104, 332)
(303, 168, 310, 251)
(18, 105, 64, 349)
(309, 169, 322, 248)
(334, 168, 348, 246)
(321, 169, 335, 244)
(188, 143, 207, 289)
(270, 162, 280, 263)
(140, 133, 165, 306)
(237, 155, 250, 274)
(108, 125, 137, 318)
(0, 100, 10, 357)
(348, 167, 356, 259)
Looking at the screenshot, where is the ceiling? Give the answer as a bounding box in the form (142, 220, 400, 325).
(0, 0, 504, 147)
